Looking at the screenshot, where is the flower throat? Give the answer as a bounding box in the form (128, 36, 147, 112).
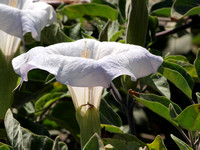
(9, 0, 17, 7)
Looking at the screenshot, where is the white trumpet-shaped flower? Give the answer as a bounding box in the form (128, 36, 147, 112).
(12, 39, 163, 113)
(0, 0, 56, 62)
(0, 0, 56, 119)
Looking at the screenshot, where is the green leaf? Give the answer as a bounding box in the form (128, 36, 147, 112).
(151, 8, 171, 17)
(4, 109, 68, 150)
(162, 61, 194, 90)
(100, 99, 122, 127)
(48, 101, 80, 141)
(35, 92, 64, 115)
(103, 133, 146, 150)
(171, 0, 200, 19)
(41, 22, 73, 45)
(158, 65, 192, 99)
(141, 74, 171, 99)
(0, 142, 12, 150)
(126, 0, 148, 46)
(101, 124, 122, 134)
(147, 135, 167, 150)
(58, 3, 118, 21)
(134, 94, 181, 127)
(170, 134, 192, 150)
(164, 55, 189, 62)
(194, 50, 200, 81)
(83, 134, 104, 150)
(174, 104, 200, 131)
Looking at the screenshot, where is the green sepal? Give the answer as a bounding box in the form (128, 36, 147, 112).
(76, 105, 101, 149)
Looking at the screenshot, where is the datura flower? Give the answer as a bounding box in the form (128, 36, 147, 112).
(12, 39, 163, 111)
(12, 39, 163, 147)
(0, 0, 56, 119)
(0, 0, 56, 62)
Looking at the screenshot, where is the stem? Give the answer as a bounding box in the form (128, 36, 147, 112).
(126, 98, 136, 135)
(156, 17, 200, 38)
(109, 82, 136, 135)
(176, 127, 191, 146)
(189, 131, 195, 149)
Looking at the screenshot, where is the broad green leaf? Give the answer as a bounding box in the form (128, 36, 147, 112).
(58, 3, 118, 21)
(164, 55, 189, 62)
(126, 0, 148, 46)
(147, 135, 167, 150)
(158, 66, 192, 99)
(41, 22, 73, 45)
(35, 92, 63, 115)
(83, 134, 104, 150)
(170, 134, 192, 150)
(134, 94, 181, 127)
(164, 57, 198, 81)
(151, 8, 171, 17)
(101, 124, 122, 134)
(171, 0, 200, 19)
(103, 133, 146, 150)
(4, 109, 68, 150)
(141, 75, 171, 99)
(48, 101, 80, 141)
(194, 50, 200, 80)
(100, 99, 122, 127)
(110, 29, 125, 42)
(174, 104, 200, 131)
(162, 61, 194, 90)
(0, 142, 12, 150)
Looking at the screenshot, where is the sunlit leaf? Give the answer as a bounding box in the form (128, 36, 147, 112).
(134, 94, 181, 127)
(170, 134, 192, 150)
(174, 104, 200, 131)
(147, 135, 167, 150)
(158, 65, 192, 99)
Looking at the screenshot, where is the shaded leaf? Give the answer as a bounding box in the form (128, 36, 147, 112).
(58, 3, 118, 21)
(98, 20, 110, 41)
(170, 134, 192, 150)
(194, 50, 200, 81)
(174, 104, 200, 131)
(147, 135, 167, 150)
(171, 0, 200, 19)
(48, 101, 80, 141)
(4, 109, 68, 150)
(141, 74, 171, 99)
(126, 0, 148, 46)
(83, 133, 104, 150)
(151, 8, 171, 17)
(100, 99, 122, 127)
(103, 133, 146, 150)
(41, 22, 73, 45)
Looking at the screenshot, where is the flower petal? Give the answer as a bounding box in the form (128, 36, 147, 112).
(0, 1, 56, 41)
(12, 39, 163, 88)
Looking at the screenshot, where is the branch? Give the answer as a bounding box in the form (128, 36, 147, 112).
(156, 18, 200, 38)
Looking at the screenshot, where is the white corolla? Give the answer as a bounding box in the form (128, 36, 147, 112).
(12, 39, 163, 113)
